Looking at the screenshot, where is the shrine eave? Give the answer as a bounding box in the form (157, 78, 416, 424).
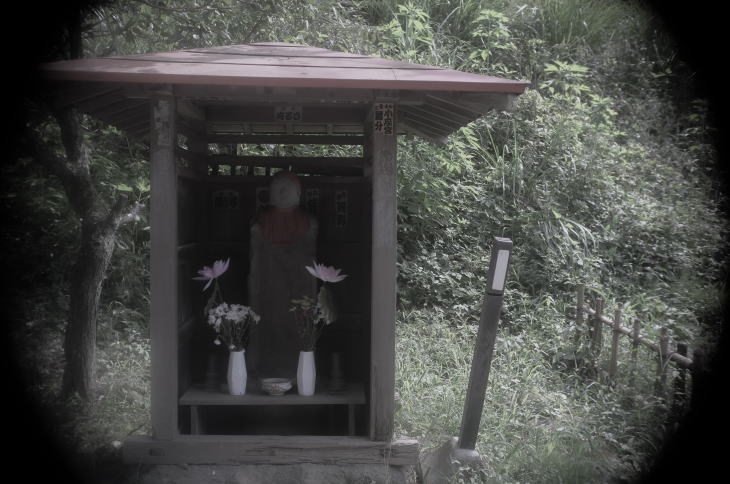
(39, 43, 530, 143)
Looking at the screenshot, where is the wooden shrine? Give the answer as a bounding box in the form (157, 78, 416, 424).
(39, 42, 529, 465)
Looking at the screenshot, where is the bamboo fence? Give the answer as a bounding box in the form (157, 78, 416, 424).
(574, 284, 704, 408)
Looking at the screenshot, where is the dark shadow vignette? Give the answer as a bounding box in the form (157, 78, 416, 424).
(2, 1, 729, 483)
(636, 0, 730, 481)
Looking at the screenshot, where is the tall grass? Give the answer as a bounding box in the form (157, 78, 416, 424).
(395, 294, 677, 483)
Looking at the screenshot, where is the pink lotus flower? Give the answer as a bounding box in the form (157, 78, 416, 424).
(193, 258, 230, 290)
(305, 261, 347, 283)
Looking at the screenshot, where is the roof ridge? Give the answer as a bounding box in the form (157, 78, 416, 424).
(106, 56, 441, 70)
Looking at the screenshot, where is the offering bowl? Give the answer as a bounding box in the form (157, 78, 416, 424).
(260, 378, 292, 396)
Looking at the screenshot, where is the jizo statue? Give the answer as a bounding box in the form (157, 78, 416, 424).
(247, 171, 318, 379)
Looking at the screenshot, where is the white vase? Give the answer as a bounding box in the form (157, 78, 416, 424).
(227, 350, 247, 395)
(297, 351, 316, 396)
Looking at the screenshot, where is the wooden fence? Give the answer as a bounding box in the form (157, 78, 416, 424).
(574, 284, 705, 410)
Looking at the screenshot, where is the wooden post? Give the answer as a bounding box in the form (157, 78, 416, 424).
(590, 298, 604, 362)
(608, 307, 622, 384)
(458, 238, 512, 451)
(630, 318, 641, 383)
(368, 98, 397, 441)
(573, 284, 585, 350)
(655, 327, 669, 396)
(150, 91, 179, 440)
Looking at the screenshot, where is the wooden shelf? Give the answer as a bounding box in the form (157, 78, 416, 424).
(179, 382, 365, 435)
(179, 382, 365, 406)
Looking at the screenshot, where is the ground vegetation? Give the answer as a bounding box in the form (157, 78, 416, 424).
(5, 1, 727, 482)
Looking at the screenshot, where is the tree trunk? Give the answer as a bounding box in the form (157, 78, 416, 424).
(28, 105, 138, 401)
(61, 221, 118, 399)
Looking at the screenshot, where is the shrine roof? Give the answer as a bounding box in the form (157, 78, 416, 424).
(39, 42, 530, 142)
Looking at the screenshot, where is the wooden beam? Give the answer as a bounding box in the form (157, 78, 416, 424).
(149, 90, 179, 440)
(54, 85, 123, 110)
(112, 107, 150, 127)
(367, 100, 397, 441)
(400, 113, 451, 139)
(398, 109, 453, 133)
(173, 84, 375, 104)
(206, 105, 367, 124)
(208, 155, 364, 169)
(451, 92, 517, 113)
(205, 175, 367, 184)
(123, 435, 419, 465)
(404, 104, 469, 128)
(426, 94, 486, 118)
(92, 98, 147, 120)
(206, 134, 364, 145)
(399, 121, 448, 145)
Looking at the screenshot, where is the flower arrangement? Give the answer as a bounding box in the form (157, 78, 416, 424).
(207, 302, 260, 351)
(194, 258, 260, 352)
(290, 261, 347, 351)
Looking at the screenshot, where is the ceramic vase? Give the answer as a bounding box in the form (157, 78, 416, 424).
(227, 350, 247, 395)
(297, 350, 316, 396)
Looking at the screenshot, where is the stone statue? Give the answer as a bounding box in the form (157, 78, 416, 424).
(247, 171, 318, 379)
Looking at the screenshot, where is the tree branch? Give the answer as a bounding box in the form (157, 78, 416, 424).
(106, 195, 144, 230)
(24, 128, 99, 220)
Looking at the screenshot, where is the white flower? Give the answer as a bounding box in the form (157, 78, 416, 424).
(193, 258, 230, 290)
(305, 261, 348, 283)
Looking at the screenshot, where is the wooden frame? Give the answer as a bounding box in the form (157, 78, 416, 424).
(367, 98, 397, 441)
(128, 94, 409, 463)
(149, 91, 179, 440)
(124, 435, 418, 465)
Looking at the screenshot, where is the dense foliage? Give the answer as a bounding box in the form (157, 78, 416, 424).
(7, 1, 727, 482)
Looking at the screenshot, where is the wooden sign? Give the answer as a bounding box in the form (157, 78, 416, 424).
(275, 106, 303, 122)
(373, 103, 394, 135)
(335, 189, 348, 227)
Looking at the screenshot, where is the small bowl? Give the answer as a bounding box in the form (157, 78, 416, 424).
(261, 378, 292, 396)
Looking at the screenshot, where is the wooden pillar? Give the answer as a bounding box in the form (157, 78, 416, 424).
(629, 318, 641, 388)
(150, 91, 179, 440)
(367, 98, 397, 441)
(573, 284, 585, 350)
(590, 298, 604, 361)
(608, 307, 622, 384)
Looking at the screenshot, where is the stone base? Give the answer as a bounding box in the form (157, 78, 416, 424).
(131, 463, 417, 484)
(418, 437, 483, 484)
